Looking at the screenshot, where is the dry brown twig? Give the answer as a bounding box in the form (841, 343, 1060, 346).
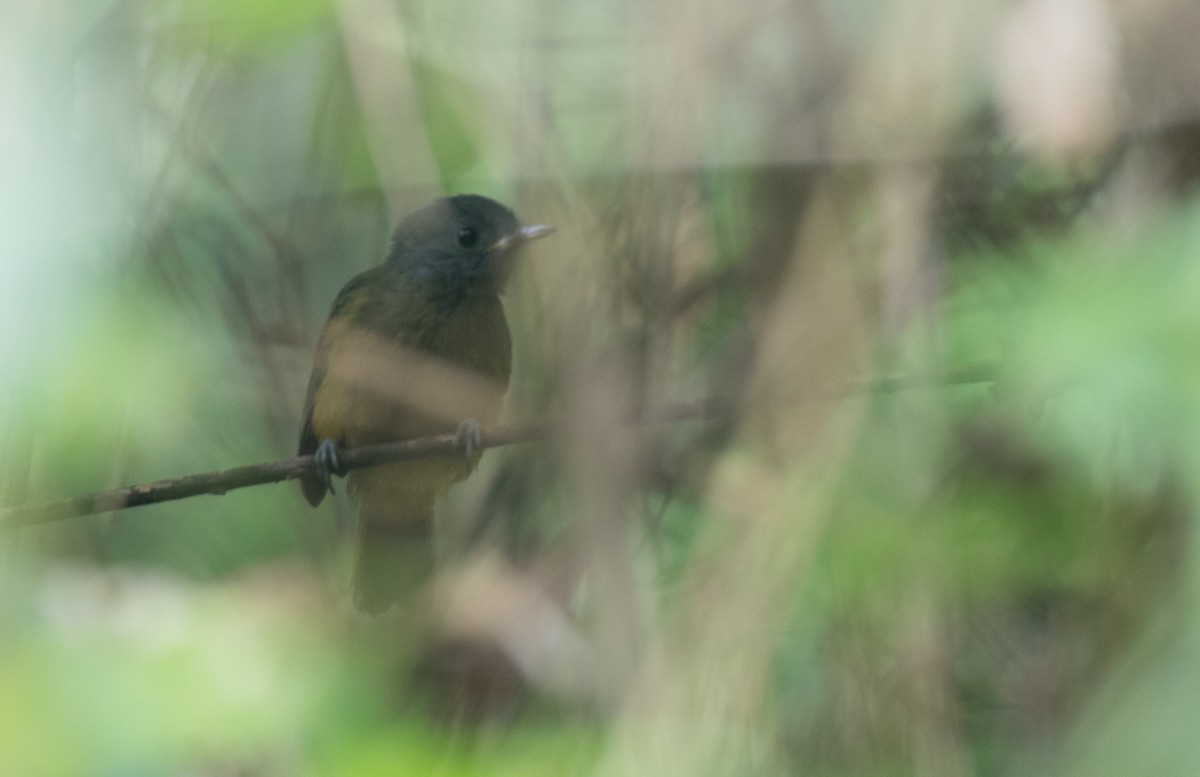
(0, 400, 723, 530)
(0, 366, 993, 530)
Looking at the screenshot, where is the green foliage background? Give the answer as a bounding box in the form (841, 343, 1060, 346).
(3, 0, 1200, 775)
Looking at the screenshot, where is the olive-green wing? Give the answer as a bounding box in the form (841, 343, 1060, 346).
(297, 271, 380, 507)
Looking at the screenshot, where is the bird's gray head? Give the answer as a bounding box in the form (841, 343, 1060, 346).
(387, 194, 552, 309)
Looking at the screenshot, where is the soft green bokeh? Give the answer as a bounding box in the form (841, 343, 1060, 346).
(3, 1, 1200, 776)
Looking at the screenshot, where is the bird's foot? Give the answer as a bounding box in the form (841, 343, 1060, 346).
(315, 438, 347, 495)
(454, 418, 484, 459)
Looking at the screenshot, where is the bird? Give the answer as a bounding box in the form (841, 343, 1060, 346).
(297, 194, 553, 614)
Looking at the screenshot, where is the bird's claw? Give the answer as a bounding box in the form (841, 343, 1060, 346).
(454, 418, 483, 459)
(315, 438, 346, 495)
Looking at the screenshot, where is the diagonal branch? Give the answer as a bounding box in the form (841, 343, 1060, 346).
(0, 367, 992, 530)
(0, 399, 722, 530)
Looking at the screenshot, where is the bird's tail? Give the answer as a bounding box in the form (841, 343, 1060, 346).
(352, 483, 436, 615)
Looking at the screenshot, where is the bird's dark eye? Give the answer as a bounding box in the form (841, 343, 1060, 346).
(457, 227, 479, 247)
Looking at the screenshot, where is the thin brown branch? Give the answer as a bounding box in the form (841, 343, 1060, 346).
(0, 399, 723, 530)
(0, 367, 994, 531)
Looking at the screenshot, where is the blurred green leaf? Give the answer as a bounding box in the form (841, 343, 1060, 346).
(158, 0, 335, 54)
(0, 572, 357, 776)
